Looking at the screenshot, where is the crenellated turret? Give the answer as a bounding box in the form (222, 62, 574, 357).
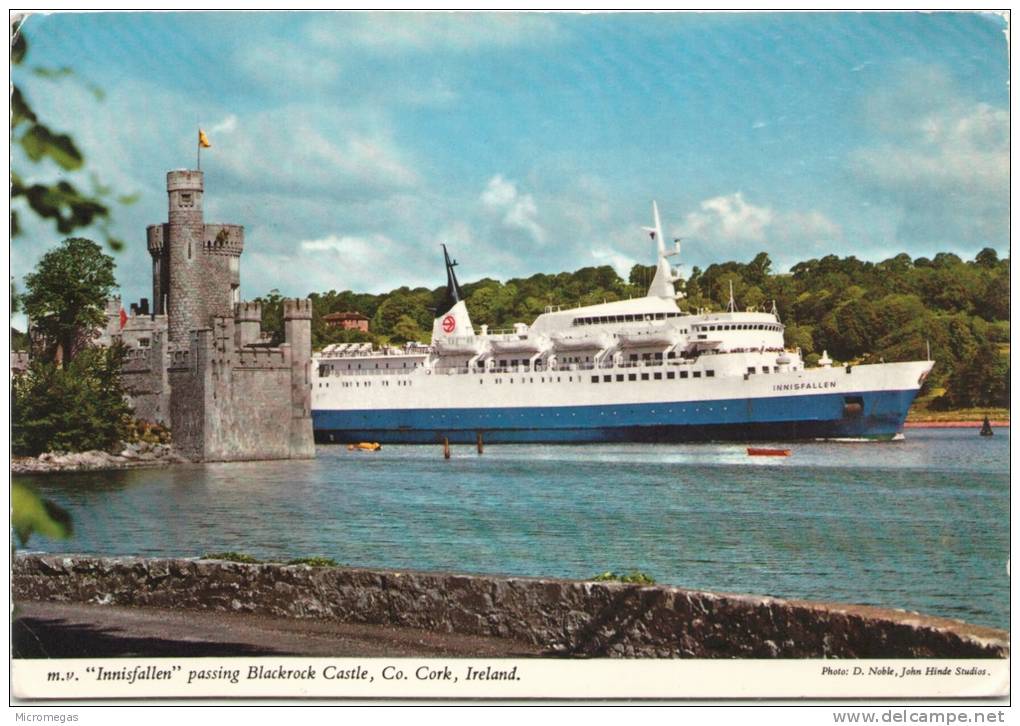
(234, 301, 262, 347)
(148, 170, 245, 343)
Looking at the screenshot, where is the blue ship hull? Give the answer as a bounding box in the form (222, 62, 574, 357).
(312, 388, 919, 444)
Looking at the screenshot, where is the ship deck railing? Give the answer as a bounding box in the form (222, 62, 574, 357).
(318, 357, 718, 378)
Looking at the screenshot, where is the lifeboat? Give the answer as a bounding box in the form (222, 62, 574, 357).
(551, 331, 612, 351)
(618, 326, 679, 348)
(434, 336, 484, 356)
(488, 335, 549, 354)
(348, 442, 382, 452)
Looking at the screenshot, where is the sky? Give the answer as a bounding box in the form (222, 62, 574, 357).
(10, 11, 1010, 314)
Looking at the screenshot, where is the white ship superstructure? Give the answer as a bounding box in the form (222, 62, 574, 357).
(311, 204, 933, 444)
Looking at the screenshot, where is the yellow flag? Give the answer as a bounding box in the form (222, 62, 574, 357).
(198, 129, 211, 148)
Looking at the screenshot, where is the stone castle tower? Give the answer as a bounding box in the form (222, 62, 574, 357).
(147, 170, 243, 343)
(115, 169, 314, 462)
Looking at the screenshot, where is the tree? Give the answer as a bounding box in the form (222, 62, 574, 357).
(12, 344, 132, 455)
(255, 289, 285, 344)
(22, 237, 117, 364)
(390, 315, 427, 344)
(974, 248, 999, 268)
(937, 341, 1008, 409)
(372, 291, 432, 337)
(746, 252, 772, 286)
(11, 18, 134, 250)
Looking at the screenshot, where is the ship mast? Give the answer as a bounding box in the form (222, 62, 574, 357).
(644, 201, 682, 300)
(438, 243, 464, 315)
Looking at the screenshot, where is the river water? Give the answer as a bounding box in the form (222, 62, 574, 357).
(16, 428, 1009, 629)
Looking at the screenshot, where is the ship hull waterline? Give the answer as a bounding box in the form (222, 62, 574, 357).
(312, 388, 919, 445)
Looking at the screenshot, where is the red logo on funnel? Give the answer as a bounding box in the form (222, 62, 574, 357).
(442, 315, 456, 334)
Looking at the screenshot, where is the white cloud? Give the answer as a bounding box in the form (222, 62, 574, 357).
(591, 247, 637, 279)
(848, 66, 1008, 247)
(247, 232, 436, 296)
(234, 41, 342, 91)
(307, 13, 561, 54)
(681, 193, 774, 243)
(480, 175, 546, 244)
(677, 193, 841, 267)
(209, 115, 238, 135)
(209, 107, 420, 201)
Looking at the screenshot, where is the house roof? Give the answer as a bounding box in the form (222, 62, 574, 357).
(322, 311, 369, 321)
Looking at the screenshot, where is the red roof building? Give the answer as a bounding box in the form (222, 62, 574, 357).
(322, 311, 370, 332)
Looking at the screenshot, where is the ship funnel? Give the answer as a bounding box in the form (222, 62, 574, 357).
(433, 245, 475, 344)
(438, 243, 465, 317)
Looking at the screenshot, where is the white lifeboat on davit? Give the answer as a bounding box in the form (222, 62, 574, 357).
(434, 335, 485, 356)
(551, 330, 613, 351)
(617, 324, 680, 348)
(488, 334, 550, 355)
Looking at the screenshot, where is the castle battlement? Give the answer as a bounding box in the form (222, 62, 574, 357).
(234, 301, 263, 322)
(202, 224, 244, 257)
(236, 347, 290, 369)
(283, 298, 313, 320)
(166, 169, 204, 192)
(146, 224, 166, 255)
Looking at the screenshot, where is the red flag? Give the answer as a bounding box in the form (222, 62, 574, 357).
(119, 308, 128, 329)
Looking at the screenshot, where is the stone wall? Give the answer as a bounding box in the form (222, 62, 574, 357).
(12, 555, 1008, 659)
(120, 319, 171, 424)
(167, 313, 313, 462)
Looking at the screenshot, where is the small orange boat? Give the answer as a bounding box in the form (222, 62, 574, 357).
(747, 447, 791, 457)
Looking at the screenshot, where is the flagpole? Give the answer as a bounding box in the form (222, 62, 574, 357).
(197, 128, 201, 171)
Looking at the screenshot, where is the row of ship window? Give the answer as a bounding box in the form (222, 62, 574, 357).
(320, 366, 779, 389)
(321, 361, 425, 374)
(572, 312, 688, 327)
(320, 380, 417, 388)
(591, 370, 712, 383)
(699, 323, 781, 332)
(478, 371, 718, 384)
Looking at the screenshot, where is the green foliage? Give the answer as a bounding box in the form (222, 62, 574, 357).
(11, 21, 132, 251)
(934, 341, 1009, 409)
(12, 327, 31, 350)
(21, 237, 117, 363)
(11, 482, 72, 546)
(12, 345, 133, 456)
(591, 571, 657, 585)
(202, 552, 263, 564)
(286, 556, 340, 567)
(252, 289, 285, 345)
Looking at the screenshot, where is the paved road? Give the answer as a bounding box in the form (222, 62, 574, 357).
(12, 601, 546, 659)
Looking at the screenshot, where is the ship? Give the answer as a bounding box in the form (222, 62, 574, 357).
(311, 203, 934, 444)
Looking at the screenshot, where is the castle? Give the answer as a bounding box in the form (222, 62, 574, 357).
(107, 170, 314, 462)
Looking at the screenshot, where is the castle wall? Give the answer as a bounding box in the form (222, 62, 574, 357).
(201, 224, 244, 315)
(121, 334, 169, 424)
(284, 299, 315, 458)
(168, 314, 314, 462)
(167, 332, 209, 461)
(118, 315, 171, 424)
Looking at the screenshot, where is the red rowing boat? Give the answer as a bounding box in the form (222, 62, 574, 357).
(747, 448, 791, 457)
